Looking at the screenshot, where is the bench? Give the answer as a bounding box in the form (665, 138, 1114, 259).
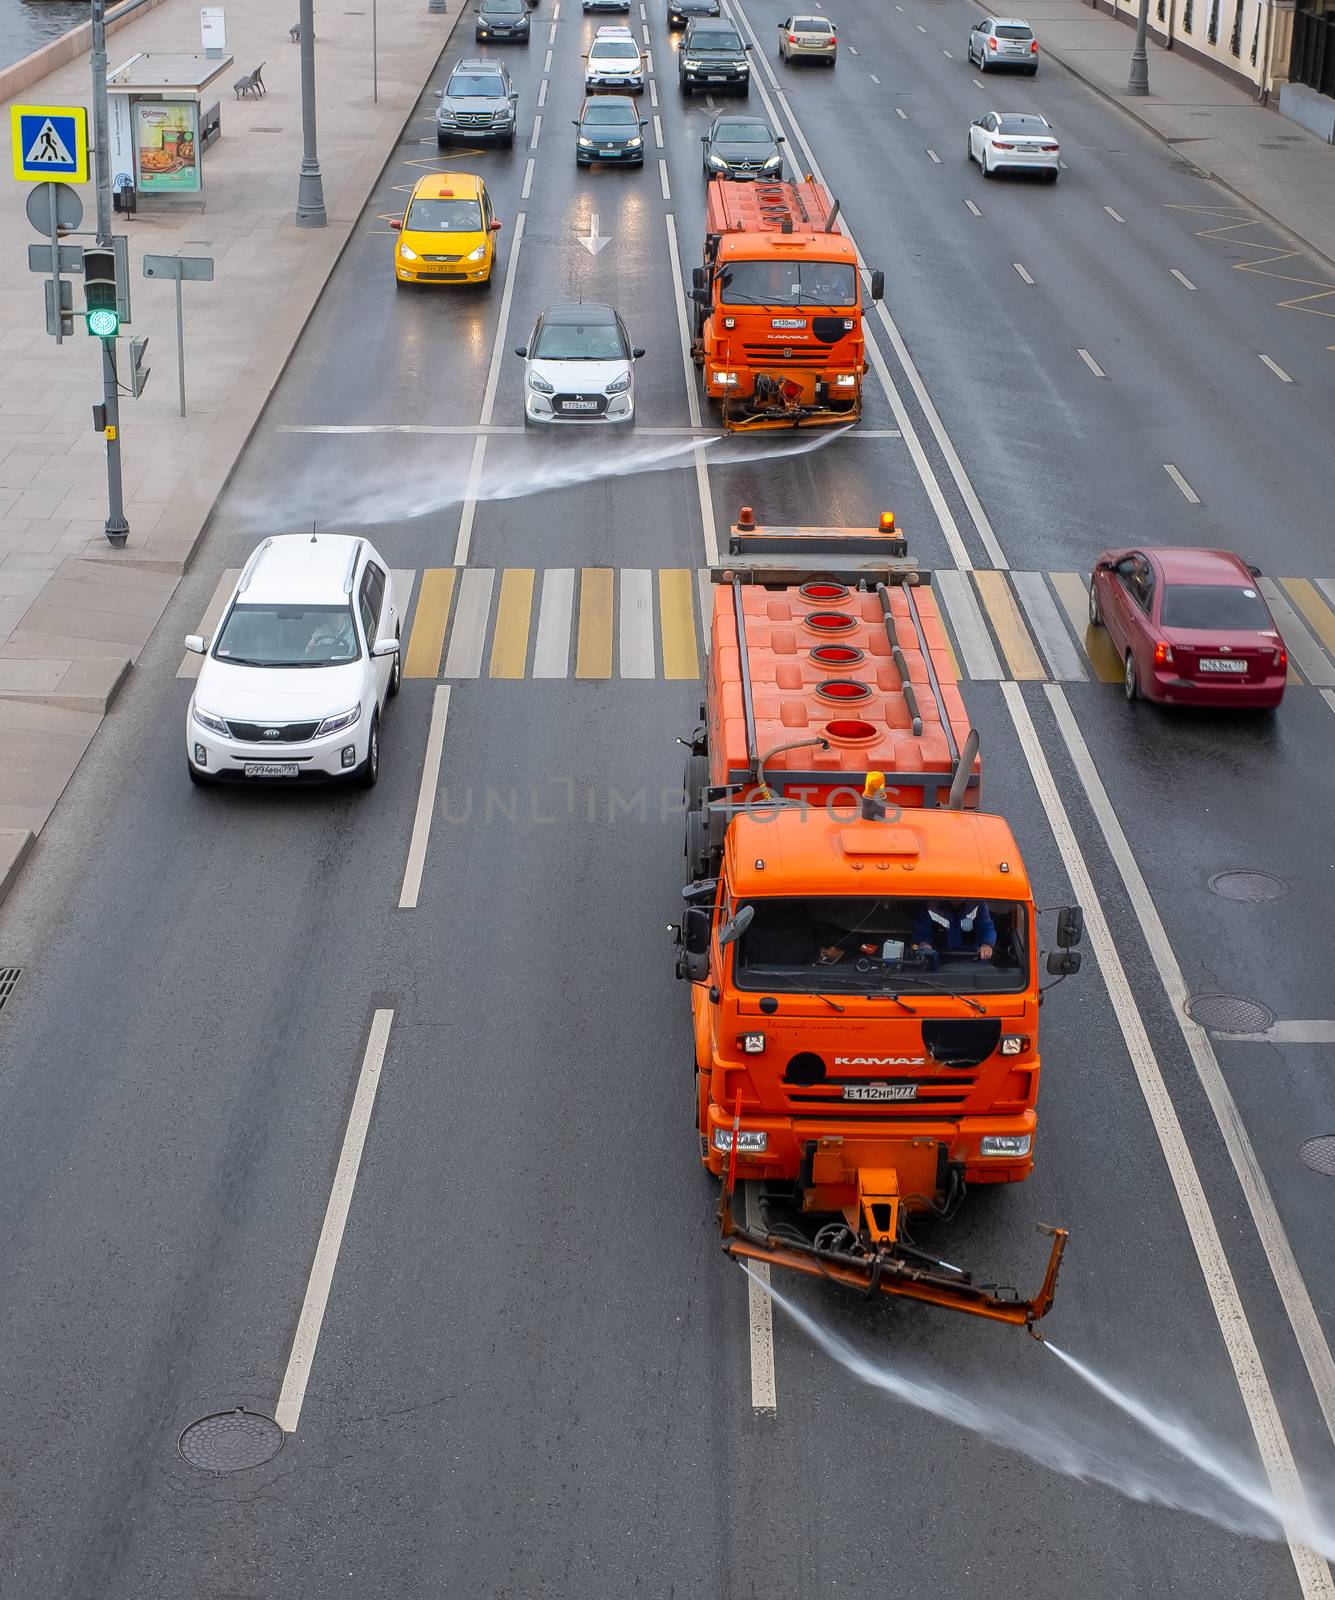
(233, 62, 266, 98)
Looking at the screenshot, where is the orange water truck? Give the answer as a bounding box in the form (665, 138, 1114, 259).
(673, 509, 1081, 1328)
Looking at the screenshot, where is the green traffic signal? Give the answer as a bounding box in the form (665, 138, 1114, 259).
(87, 307, 120, 338)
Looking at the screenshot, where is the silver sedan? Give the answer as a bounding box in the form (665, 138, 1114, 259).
(778, 14, 837, 63)
(967, 110, 1059, 181)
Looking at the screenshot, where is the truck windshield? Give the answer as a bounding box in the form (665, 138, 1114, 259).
(718, 260, 857, 307)
(733, 896, 1028, 995)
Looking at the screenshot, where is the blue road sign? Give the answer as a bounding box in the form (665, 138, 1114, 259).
(11, 105, 89, 184)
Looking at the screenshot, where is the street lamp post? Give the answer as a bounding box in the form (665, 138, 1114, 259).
(91, 0, 129, 546)
(295, 0, 327, 226)
(1128, 0, 1152, 93)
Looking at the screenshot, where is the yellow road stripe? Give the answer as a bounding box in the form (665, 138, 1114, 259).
(1050, 572, 1122, 683)
(1280, 578, 1335, 667)
(659, 568, 699, 680)
(489, 568, 535, 679)
(403, 568, 455, 679)
(575, 567, 614, 679)
(973, 571, 1045, 681)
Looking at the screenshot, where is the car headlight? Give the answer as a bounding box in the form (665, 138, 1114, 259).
(465, 244, 488, 261)
(315, 705, 362, 738)
(438, 114, 457, 126)
(684, 56, 702, 67)
(191, 705, 230, 737)
(764, 154, 781, 168)
(707, 154, 728, 169)
(713, 1128, 768, 1153)
(398, 245, 418, 261)
(606, 372, 631, 394)
(627, 136, 642, 148)
(980, 1134, 1031, 1157)
(578, 135, 595, 147)
(527, 372, 554, 393)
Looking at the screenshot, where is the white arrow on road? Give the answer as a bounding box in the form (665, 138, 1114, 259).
(578, 214, 611, 256)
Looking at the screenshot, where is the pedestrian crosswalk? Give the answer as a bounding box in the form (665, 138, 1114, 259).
(180, 566, 1335, 690)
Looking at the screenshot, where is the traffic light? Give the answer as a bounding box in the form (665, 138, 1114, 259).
(82, 246, 119, 338)
(128, 336, 151, 398)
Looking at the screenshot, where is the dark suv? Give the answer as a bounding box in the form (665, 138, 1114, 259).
(476, 0, 530, 42)
(679, 19, 749, 94)
(436, 60, 518, 145)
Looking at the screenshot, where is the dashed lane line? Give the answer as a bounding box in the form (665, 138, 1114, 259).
(1170, 267, 1197, 290)
(1104, 204, 1124, 222)
(927, 148, 941, 163)
(530, 113, 543, 150)
(1163, 463, 1199, 503)
(895, 105, 907, 119)
(1258, 352, 1293, 382)
(1013, 262, 1034, 285)
(964, 199, 981, 216)
(537, 78, 548, 108)
(653, 113, 664, 148)
(399, 690, 451, 907)
(522, 156, 535, 199)
(1076, 347, 1106, 377)
(660, 158, 671, 200)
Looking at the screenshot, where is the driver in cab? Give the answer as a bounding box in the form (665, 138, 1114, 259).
(911, 901, 995, 965)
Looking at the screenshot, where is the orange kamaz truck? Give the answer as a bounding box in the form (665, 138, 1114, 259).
(674, 511, 1081, 1328)
(689, 179, 883, 430)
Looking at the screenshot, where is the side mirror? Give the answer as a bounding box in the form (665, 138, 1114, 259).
(510, 90, 519, 99)
(641, 118, 648, 126)
(372, 636, 400, 658)
(491, 219, 503, 231)
(869, 268, 885, 302)
(681, 878, 718, 903)
(573, 118, 581, 125)
(1046, 949, 1082, 977)
(690, 287, 710, 306)
(184, 634, 206, 654)
(434, 89, 444, 98)
(632, 345, 645, 358)
(1056, 905, 1084, 948)
(677, 905, 713, 982)
(1095, 558, 1114, 572)
(1247, 563, 1262, 578)
(389, 218, 401, 230)
(776, 134, 786, 142)
(701, 133, 709, 142)
(691, 266, 707, 291)
(514, 345, 527, 357)
(717, 904, 755, 949)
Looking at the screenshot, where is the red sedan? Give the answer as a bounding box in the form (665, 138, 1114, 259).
(1088, 547, 1288, 708)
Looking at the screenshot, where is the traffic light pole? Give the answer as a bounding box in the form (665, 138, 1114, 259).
(91, 0, 128, 546)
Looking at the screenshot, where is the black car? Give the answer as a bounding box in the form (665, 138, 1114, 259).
(701, 113, 783, 179)
(476, 0, 529, 41)
(667, 0, 720, 29)
(574, 95, 646, 164)
(584, 0, 631, 13)
(679, 19, 749, 94)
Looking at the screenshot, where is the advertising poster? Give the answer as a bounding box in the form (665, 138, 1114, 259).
(134, 100, 201, 194)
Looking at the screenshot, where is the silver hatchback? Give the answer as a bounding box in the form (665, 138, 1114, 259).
(968, 15, 1039, 74)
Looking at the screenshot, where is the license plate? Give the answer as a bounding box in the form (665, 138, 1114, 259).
(708, 74, 726, 80)
(771, 317, 805, 329)
(843, 1083, 917, 1102)
(244, 762, 299, 778)
(1199, 658, 1247, 673)
(603, 145, 619, 152)
(561, 400, 599, 411)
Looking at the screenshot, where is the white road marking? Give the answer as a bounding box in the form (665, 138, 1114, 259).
(917, 22, 926, 29)
(1058, 158, 1068, 169)
(848, 43, 858, 54)
(1014, 686, 1335, 1600)
(522, 156, 535, 199)
(964, 198, 981, 216)
(650, 77, 659, 106)
(971, 76, 984, 88)
(619, 569, 656, 677)
(705, 93, 716, 109)
(1163, 462, 1199, 503)
(653, 113, 664, 148)
(1010, 571, 1087, 680)
(1104, 204, 1124, 221)
(549, 21, 558, 42)
(451, 437, 488, 566)
(933, 568, 1003, 679)
(479, 212, 525, 430)
(643, 21, 650, 40)
(1170, 267, 1197, 290)
(1258, 578, 1335, 686)
(659, 157, 671, 199)
(1012, 261, 1034, 284)
(533, 569, 575, 678)
(544, 47, 553, 70)
(927, 148, 941, 163)
(1226, 1020, 1335, 1044)
(941, 47, 952, 56)
(744, 1185, 778, 1414)
(537, 78, 548, 108)
(530, 113, 543, 149)
(444, 568, 496, 677)
(275, 1009, 394, 1433)
(553, 1, 560, 16)
(1325, 687, 1335, 718)
(399, 688, 452, 909)
(894, 105, 907, 119)
(641, 1, 646, 13)
(1076, 346, 1105, 377)
(869, 72, 880, 83)
(1259, 352, 1293, 382)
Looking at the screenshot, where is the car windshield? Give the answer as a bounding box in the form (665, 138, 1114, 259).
(996, 114, 1049, 134)
(718, 122, 772, 142)
(995, 23, 1033, 37)
(1160, 583, 1273, 631)
(733, 897, 1028, 996)
(592, 39, 638, 56)
(691, 28, 742, 47)
(449, 72, 504, 95)
(483, 0, 524, 12)
(719, 259, 857, 306)
(214, 604, 360, 668)
(533, 320, 624, 360)
(583, 101, 637, 124)
(406, 198, 483, 231)
(794, 18, 832, 29)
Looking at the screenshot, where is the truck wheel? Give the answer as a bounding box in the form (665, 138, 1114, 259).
(684, 751, 708, 811)
(685, 808, 708, 880)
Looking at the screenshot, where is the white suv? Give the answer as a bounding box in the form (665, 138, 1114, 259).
(184, 534, 401, 787)
(585, 27, 645, 92)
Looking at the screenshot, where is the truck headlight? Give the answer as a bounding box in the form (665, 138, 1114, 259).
(980, 1134, 1031, 1157)
(739, 1033, 765, 1054)
(712, 370, 737, 386)
(1000, 1035, 1026, 1056)
(834, 374, 856, 387)
(713, 1128, 768, 1153)
(191, 705, 229, 737)
(316, 705, 361, 738)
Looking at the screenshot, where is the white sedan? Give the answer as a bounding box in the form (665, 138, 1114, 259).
(967, 110, 1059, 181)
(516, 302, 644, 424)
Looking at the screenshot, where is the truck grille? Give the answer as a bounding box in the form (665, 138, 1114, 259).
(225, 719, 321, 743)
(741, 344, 819, 362)
(788, 1075, 977, 1111)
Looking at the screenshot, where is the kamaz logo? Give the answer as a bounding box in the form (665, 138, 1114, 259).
(834, 1056, 924, 1066)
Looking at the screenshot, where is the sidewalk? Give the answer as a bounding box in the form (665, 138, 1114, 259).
(999, 0, 1335, 266)
(0, 0, 458, 900)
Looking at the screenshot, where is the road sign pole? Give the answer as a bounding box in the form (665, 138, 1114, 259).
(90, 0, 128, 546)
(47, 184, 63, 346)
(175, 276, 187, 417)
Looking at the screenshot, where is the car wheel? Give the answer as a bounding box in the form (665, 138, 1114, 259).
(966, 137, 974, 164)
(359, 712, 381, 787)
(437, 134, 448, 148)
(389, 631, 402, 697)
(982, 149, 993, 178)
(187, 760, 212, 787)
(978, 54, 987, 72)
(680, 76, 691, 94)
(1087, 582, 1101, 627)
(1046, 169, 1059, 185)
(1027, 64, 1038, 76)
(1124, 652, 1139, 703)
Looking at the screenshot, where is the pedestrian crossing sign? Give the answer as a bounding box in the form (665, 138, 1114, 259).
(11, 104, 89, 184)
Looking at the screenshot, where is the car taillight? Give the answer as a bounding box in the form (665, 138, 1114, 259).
(994, 141, 1015, 150)
(1041, 143, 1059, 151)
(1154, 641, 1174, 665)
(788, 32, 798, 41)
(1031, 38, 1039, 51)
(988, 36, 997, 49)
(1273, 646, 1287, 670)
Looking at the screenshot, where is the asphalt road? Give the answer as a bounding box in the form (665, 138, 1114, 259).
(2, 0, 1334, 1595)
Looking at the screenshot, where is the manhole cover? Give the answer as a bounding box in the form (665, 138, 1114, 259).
(179, 1409, 283, 1472)
(1184, 994, 1274, 1034)
(1298, 1136, 1335, 1177)
(1208, 870, 1288, 902)
(0, 968, 20, 1012)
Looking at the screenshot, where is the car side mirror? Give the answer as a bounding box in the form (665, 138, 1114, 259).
(1046, 949, 1082, 977)
(389, 218, 401, 230)
(1056, 905, 1084, 948)
(701, 133, 709, 142)
(372, 636, 400, 657)
(1095, 558, 1114, 572)
(510, 90, 519, 99)
(641, 118, 648, 126)
(434, 89, 444, 98)
(514, 346, 527, 357)
(491, 219, 503, 231)
(776, 134, 785, 142)
(184, 634, 206, 654)
(1247, 563, 1262, 578)
(574, 119, 581, 125)
(632, 346, 645, 358)
(869, 269, 885, 302)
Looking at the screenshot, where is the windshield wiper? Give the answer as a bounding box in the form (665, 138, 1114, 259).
(882, 973, 985, 1014)
(744, 973, 845, 1013)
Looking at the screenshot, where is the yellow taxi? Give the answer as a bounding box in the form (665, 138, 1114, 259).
(391, 172, 501, 287)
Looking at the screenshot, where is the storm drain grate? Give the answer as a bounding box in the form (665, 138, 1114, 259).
(179, 1409, 284, 1472)
(0, 968, 20, 1012)
(251, 127, 284, 134)
(1184, 994, 1274, 1034)
(1297, 1136, 1335, 1177)
(1208, 870, 1288, 902)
